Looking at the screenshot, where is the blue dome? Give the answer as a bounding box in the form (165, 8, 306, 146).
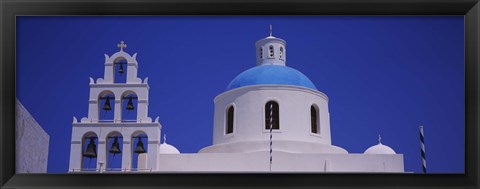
(226, 65, 317, 91)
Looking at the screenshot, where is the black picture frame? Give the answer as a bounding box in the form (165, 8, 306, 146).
(1, 0, 478, 188)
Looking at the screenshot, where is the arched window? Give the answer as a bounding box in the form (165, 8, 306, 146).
(259, 48, 263, 59)
(106, 132, 123, 172)
(114, 58, 127, 83)
(279, 47, 284, 60)
(265, 101, 279, 130)
(81, 132, 98, 171)
(311, 105, 319, 134)
(226, 106, 234, 134)
(268, 45, 274, 58)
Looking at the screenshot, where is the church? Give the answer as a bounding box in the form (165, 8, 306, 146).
(68, 27, 404, 173)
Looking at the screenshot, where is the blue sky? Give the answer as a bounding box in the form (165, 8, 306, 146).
(16, 16, 464, 173)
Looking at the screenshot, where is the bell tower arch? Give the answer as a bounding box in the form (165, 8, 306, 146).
(69, 41, 161, 172)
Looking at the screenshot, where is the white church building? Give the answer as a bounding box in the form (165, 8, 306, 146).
(69, 29, 404, 173)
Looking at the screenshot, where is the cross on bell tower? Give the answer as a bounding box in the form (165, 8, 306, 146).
(117, 41, 127, 52)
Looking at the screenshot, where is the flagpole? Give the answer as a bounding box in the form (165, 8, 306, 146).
(269, 103, 273, 172)
(420, 125, 426, 173)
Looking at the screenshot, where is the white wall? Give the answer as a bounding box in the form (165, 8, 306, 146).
(157, 151, 404, 173)
(16, 99, 49, 173)
(200, 140, 347, 154)
(203, 85, 346, 153)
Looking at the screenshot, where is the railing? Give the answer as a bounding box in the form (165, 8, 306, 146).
(73, 168, 99, 172)
(95, 119, 141, 123)
(121, 120, 138, 123)
(98, 120, 115, 123)
(70, 168, 153, 173)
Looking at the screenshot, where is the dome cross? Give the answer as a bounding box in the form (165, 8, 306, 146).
(117, 40, 127, 51)
(378, 134, 382, 144)
(269, 24, 273, 36)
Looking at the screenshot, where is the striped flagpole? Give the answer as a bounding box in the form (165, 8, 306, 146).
(420, 125, 427, 173)
(269, 103, 273, 172)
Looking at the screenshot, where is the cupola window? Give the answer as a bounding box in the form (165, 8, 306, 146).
(265, 101, 279, 130)
(311, 105, 319, 134)
(279, 47, 284, 60)
(226, 106, 234, 134)
(268, 45, 274, 58)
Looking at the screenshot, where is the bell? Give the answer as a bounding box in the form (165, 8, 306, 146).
(118, 63, 124, 75)
(134, 138, 146, 154)
(83, 137, 97, 158)
(109, 137, 121, 155)
(102, 96, 112, 111)
(126, 96, 134, 110)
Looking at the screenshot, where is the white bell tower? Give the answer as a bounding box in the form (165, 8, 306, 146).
(69, 41, 161, 172)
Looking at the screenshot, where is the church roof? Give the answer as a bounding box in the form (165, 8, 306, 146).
(226, 65, 317, 91)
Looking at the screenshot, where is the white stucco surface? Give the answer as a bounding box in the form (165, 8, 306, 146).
(157, 151, 404, 173)
(16, 99, 49, 173)
(202, 85, 345, 154)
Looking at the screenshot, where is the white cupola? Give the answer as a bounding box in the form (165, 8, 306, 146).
(255, 25, 286, 66)
(364, 135, 397, 154)
(159, 134, 180, 154)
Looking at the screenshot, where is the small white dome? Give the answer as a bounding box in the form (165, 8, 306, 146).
(364, 143, 396, 154)
(364, 135, 396, 154)
(159, 143, 180, 154)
